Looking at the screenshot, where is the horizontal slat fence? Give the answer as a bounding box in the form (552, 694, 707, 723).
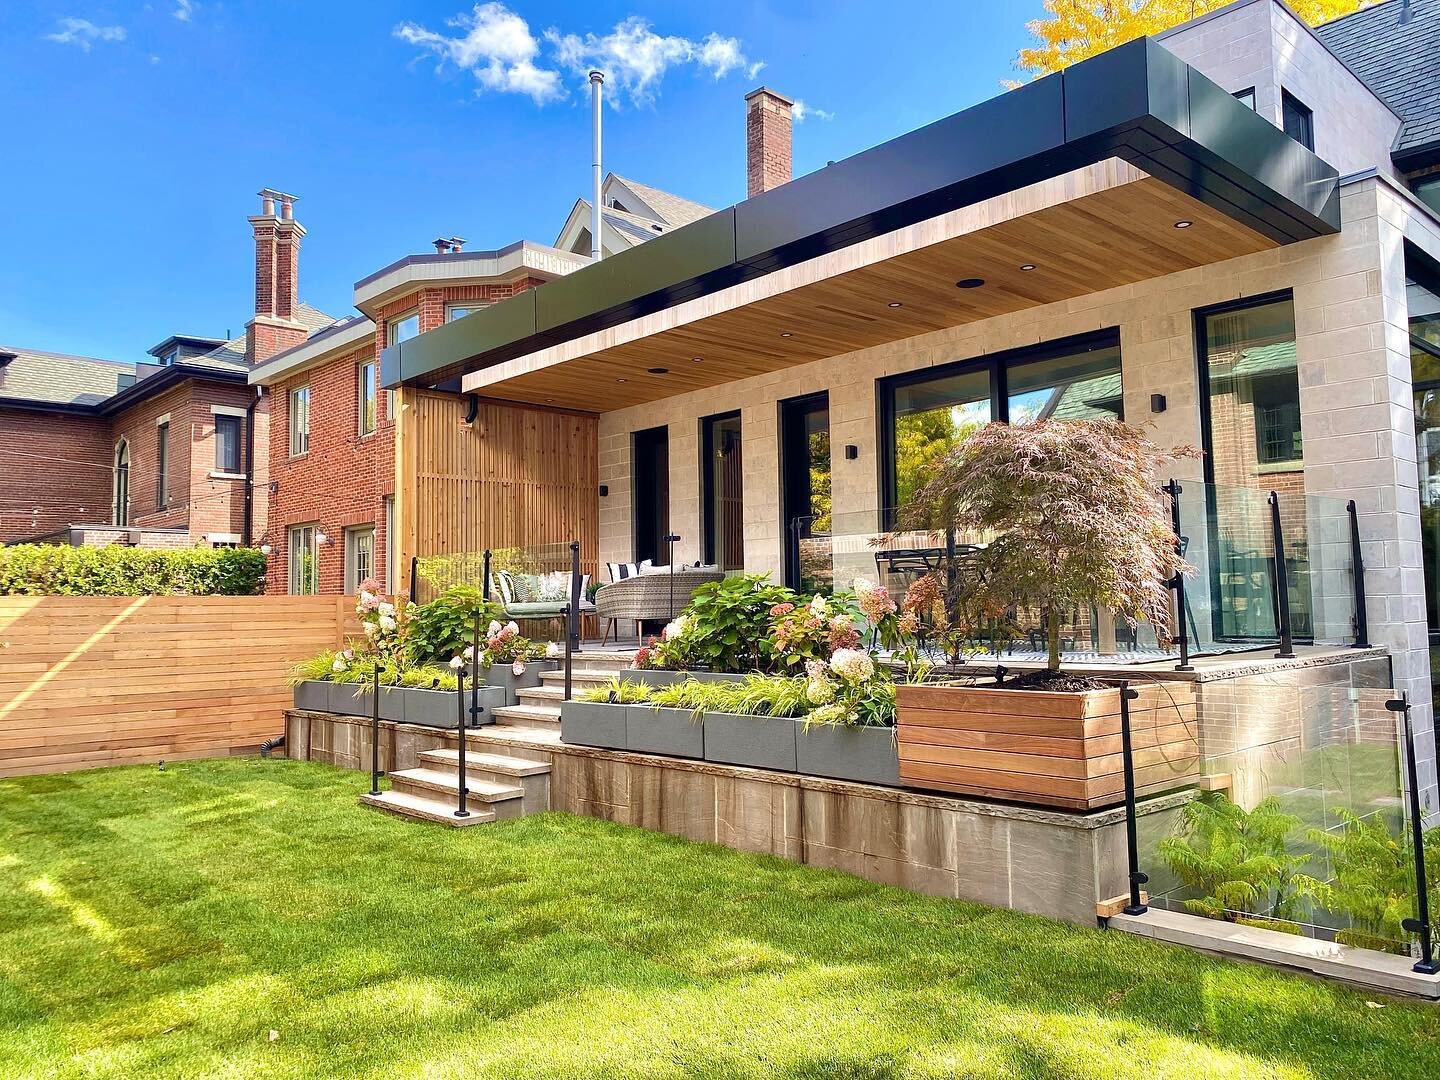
(0, 595, 352, 777)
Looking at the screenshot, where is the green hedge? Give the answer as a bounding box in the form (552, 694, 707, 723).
(0, 544, 268, 596)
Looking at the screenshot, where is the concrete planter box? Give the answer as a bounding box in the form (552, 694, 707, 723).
(401, 685, 503, 729)
(328, 682, 372, 717)
(293, 680, 329, 713)
(480, 660, 551, 706)
(703, 713, 798, 772)
(560, 700, 628, 749)
(689, 671, 747, 684)
(626, 706, 704, 759)
(620, 669, 685, 687)
(797, 724, 900, 787)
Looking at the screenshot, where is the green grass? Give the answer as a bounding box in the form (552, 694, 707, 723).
(2, 761, 1439, 1079)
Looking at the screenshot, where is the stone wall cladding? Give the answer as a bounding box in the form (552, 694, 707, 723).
(0, 408, 114, 541)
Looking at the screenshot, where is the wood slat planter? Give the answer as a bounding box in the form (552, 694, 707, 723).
(895, 681, 1198, 811)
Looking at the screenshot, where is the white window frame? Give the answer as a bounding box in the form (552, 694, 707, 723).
(386, 310, 419, 346)
(358, 359, 377, 436)
(345, 525, 376, 594)
(446, 302, 487, 322)
(290, 386, 310, 457)
(214, 414, 243, 474)
(288, 525, 319, 595)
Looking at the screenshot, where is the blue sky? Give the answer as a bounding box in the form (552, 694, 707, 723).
(0, 1, 1042, 361)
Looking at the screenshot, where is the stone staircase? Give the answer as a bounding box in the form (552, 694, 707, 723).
(360, 651, 634, 826)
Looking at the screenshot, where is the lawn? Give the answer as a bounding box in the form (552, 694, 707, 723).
(2, 760, 1439, 1079)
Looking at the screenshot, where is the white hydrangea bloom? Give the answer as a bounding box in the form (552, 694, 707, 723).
(829, 648, 874, 683)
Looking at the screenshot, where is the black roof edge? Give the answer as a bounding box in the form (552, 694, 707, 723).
(147, 333, 227, 359)
(0, 396, 102, 417)
(96, 362, 248, 416)
(382, 37, 1341, 393)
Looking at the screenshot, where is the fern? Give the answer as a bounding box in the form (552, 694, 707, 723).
(1309, 809, 1440, 954)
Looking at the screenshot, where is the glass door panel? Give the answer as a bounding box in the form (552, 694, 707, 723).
(780, 393, 830, 592)
(703, 413, 744, 571)
(890, 368, 991, 508)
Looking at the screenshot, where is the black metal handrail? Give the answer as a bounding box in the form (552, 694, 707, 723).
(1164, 480, 1194, 672)
(1347, 500, 1371, 648)
(368, 665, 383, 797)
(1118, 680, 1149, 916)
(565, 540, 580, 701)
(1267, 490, 1295, 659)
(454, 669, 470, 819)
(1388, 692, 1438, 974)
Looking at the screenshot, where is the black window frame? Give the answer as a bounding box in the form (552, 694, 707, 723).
(155, 421, 169, 508)
(1281, 89, 1314, 152)
(700, 410, 743, 567)
(876, 327, 1122, 522)
(215, 414, 243, 474)
(1233, 86, 1256, 111)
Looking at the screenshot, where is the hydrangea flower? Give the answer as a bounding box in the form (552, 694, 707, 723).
(662, 615, 689, 642)
(488, 620, 503, 637)
(511, 660, 527, 676)
(448, 655, 464, 669)
(806, 678, 836, 705)
(378, 615, 397, 633)
(829, 648, 874, 684)
(809, 594, 827, 616)
(809, 703, 851, 726)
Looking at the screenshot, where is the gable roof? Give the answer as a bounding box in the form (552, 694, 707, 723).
(0, 345, 134, 408)
(1316, 0, 1440, 162)
(607, 175, 714, 228)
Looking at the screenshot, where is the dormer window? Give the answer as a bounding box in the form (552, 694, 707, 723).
(159, 349, 178, 367)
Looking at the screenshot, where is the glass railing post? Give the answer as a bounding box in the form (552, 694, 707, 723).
(1165, 480, 1194, 672)
(1268, 490, 1295, 659)
(1346, 500, 1371, 648)
(454, 669, 470, 819)
(1389, 692, 1438, 973)
(565, 540, 580, 701)
(368, 664, 382, 797)
(1119, 680, 1149, 915)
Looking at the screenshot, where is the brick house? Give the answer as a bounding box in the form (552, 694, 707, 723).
(0, 189, 333, 549)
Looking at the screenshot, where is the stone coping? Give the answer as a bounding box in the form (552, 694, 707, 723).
(931, 646, 1388, 683)
(1109, 907, 1440, 999)
(288, 709, 1193, 830)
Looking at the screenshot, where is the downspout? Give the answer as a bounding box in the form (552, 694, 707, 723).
(243, 386, 260, 546)
(589, 70, 604, 262)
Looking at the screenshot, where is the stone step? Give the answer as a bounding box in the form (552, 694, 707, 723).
(360, 789, 495, 826)
(417, 748, 551, 775)
(517, 685, 567, 703)
(387, 767, 525, 804)
(540, 669, 621, 685)
(493, 704, 562, 728)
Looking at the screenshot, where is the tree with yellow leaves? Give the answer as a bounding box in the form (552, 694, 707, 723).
(1015, 0, 1372, 78)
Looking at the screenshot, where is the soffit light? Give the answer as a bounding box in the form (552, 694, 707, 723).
(779, 331, 793, 338)
(647, 367, 669, 374)
(1019, 264, 1037, 272)
(1174, 220, 1193, 229)
(955, 278, 985, 289)
(887, 301, 903, 308)
(691, 356, 703, 363)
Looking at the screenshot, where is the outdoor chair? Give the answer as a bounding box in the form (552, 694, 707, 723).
(490, 569, 595, 641)
(595, 570, 726, 645)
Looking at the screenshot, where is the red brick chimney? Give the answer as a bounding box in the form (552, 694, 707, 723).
(746, 87, 794, 197)
(246, 189, 308, 363)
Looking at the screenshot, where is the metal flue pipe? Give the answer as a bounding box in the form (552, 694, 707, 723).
(589, 70, 604, 262)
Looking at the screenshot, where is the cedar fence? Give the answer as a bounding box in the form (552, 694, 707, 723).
(0, 595, 357, 778)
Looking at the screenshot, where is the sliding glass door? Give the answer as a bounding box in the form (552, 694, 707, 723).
(702, 412, 744, 571)
(780, 392, 830, 591)
(632, 426, 669, 566)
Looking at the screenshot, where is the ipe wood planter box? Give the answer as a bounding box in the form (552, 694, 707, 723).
(895, 681, 1198, 811)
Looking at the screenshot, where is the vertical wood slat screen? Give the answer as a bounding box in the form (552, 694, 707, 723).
(0, 595, 350, 778)
(411, 392, 599, 573)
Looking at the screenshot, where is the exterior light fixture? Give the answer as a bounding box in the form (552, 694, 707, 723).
(616, 378, 627, 383)
(1019, 264, 1037, 272)
(691, 356, 703, 363)
(1174, 220, 1193, 229)
(647, 367, 669, 374)
(887, 301, 903, 308)
(315, 531, 331, 546)
(259, 543, 272, 555)
(955, 278, 985, 289)
(779, 331, 793, 338)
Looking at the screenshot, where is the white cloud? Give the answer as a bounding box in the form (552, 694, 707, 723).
(45, 17, 126, 51)
(792, 99, 833, 123)
(395, 3, 563, 104)
(174, 0, 197, 22)
(396, 5, 764, 108)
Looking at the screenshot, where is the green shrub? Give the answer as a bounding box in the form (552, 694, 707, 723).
(0, 544, 266, 596)
(670, 574, 799, 673)
(406, 585, 503, 665)
(579, 677, 653, 704)
(1310, 809, 1440, 953)
(1158, 792, 1321, 924)
(649, 675, 813, 718)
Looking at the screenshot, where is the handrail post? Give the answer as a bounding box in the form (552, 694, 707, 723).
(565, 540, 580, 701)
(1347, 500, 1370, 648)
(481, 549, 492, 604)
(368, 664, 382, 796)
(1388, 692, 1438, 973)
(1268, 490, 1295, 659)
(408, 556, 419, 604)
(454, 669, 470, 819)
(1119, 680, 1149, 916)
(1165, 479, 1193, 672)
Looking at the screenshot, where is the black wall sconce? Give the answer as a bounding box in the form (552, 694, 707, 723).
(1150, 394, 1167, 414)
(844, 444, 859, 460)
(599, 484, 609, 497)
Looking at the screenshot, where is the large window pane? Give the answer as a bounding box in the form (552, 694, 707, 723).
(891, 368, 991, 508)
(1007, 344, 1124, 424)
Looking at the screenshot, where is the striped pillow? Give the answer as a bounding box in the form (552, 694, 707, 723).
(606, 561, 639, 583)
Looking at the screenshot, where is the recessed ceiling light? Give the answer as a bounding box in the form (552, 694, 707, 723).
(616, 378, 627, 383)
(647, 366, 669, 374)
(955, 278, 985, 289)
(779, 331, 793, 338)
(691, 356, 703, 363)
(887, 301, 903, 308)
(1174, 220, 1193, 229)
(1019, 264, 1037, 272)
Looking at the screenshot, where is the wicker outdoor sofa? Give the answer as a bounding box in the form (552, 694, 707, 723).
(595, 570, 726, 645)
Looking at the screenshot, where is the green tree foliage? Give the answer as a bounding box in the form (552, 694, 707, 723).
(1159, 792, 1321, 925)
(1310, 809, 1440, 953)
(0, 544, 266, 596)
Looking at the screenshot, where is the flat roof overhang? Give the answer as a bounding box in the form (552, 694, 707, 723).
(383, 37, 1340, 406)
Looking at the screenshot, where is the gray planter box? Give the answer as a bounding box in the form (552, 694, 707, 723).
(329, 682, 372, 717)
(401, 685, 502, 729)
(560, 700, 628, 749)
(703, 713, 798, 772)
(796, 724, 900, 787)
(293, 680, 329, 713)
(626, 706, 704, 759)
(479, 660, 550, 706)
(620, 669, 685, 687)
(690, 671, 747, 684)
